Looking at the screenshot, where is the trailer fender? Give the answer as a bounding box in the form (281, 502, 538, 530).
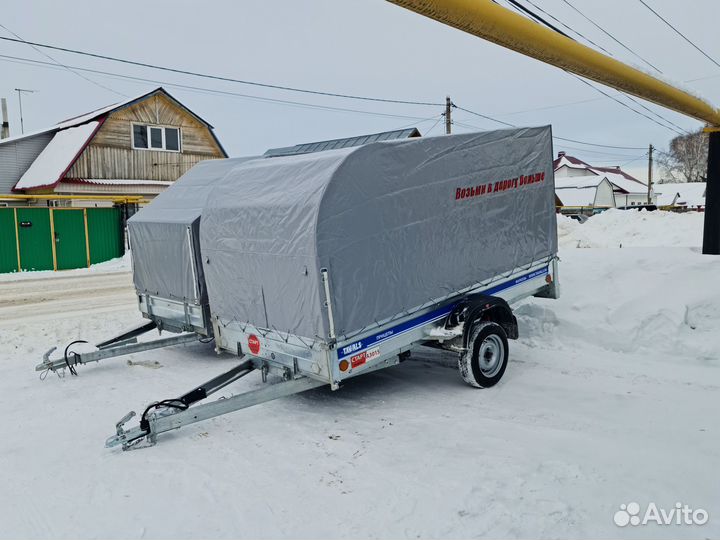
(446, 294, 519, 343)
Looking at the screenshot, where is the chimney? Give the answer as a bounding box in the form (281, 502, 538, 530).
(1, 98, 8, 139)
(558, 151, 566, 158)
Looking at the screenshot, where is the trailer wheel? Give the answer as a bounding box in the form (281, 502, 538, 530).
(459, 322, 508, 388)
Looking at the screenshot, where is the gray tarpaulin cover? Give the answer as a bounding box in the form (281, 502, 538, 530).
(128, 157, 257, 304)
(200, 126, 557, 340)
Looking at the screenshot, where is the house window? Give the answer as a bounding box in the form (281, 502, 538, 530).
(132, 124, 181, 152)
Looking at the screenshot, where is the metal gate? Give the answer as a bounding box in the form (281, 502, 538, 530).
(0, 208, 19, 273)
(52, 209, 89, 270)
(0, 207, 124, 273)
(17, 208, 54, 271)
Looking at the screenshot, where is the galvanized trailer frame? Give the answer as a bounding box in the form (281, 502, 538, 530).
(105, 256, 558, 450)
(36, 321, 201, 376)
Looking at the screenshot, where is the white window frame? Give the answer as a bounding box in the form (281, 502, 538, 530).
(131, 123, 182, 153)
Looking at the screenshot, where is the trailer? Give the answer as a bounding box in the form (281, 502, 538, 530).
(35, 158, 259, 377)
(127, 156, 259, 336)
(39, 127, 560, 450)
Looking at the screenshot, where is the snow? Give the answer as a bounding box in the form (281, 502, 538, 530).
(557, 208, 704, 248)
(554, 155, 589, 169)
(555, 174, 606, 189)
(13, 122, 99, 190)
(0, 251, 131, 282)
(555, 187, 597, 207)
(594, 170, 648, 194)
(655, 182, 707, 208)
(1, 210, 718, 539)
(0, 89, 155, 148)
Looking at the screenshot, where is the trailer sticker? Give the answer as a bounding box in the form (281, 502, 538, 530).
(350, 347, 380, 369)
(337, 266, 549, 360)
(247, 334, 261, 355)
(350, 351, 367, 368)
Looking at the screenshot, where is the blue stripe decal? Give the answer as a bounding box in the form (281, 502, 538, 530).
(337, 266, 548, 359)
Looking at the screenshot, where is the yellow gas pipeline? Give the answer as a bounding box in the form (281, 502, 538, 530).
(387, 0, 720, 126)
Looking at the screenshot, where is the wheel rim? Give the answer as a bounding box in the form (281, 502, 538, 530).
(478, 334, 504, 377)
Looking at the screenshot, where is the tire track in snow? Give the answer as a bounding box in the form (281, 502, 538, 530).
(0, 271, 135, 326)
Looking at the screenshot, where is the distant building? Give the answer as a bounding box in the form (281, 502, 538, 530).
(554, 151, 656, 208)
(555, 175, 616, 210)
(0, 87, 226, 206)
(655, 182, 706, 210)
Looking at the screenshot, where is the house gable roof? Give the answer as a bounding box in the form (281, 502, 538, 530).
(9, 87, 226, 191)
(553, 151, 647, 192)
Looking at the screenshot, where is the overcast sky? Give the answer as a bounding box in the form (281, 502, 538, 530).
(2, 0, 719, 180)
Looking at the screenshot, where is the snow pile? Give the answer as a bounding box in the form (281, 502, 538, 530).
(0, 251, 131, 282)
(545, 209, 717, 359)
(557, 209, 704, 248)
(516, 247, 720, 361)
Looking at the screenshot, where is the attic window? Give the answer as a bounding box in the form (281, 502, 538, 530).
(132, 124, 181, 152)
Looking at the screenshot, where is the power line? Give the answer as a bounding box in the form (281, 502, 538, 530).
(636, 0, 720, 70)
(618, 153, 649, 168)
(1, 51, 644, 152)
(391, 115, 444, 132)
(571, 74, 686, 135)
(422, 115, 445, 136)
(0, 44, 664, 153)
(0, 53, 438, 123)
(496, 0, 686, 134)
(453, 108, 647, 150)
(493, 96, 605, 117)
(503, 0, 613, 57)
(0, 23, 127, 98)
(502, 0, 569, 37)
(455, 105, 514, 128)
(511, 0, 614, 55)
(559, 0, 663, 73)
(0, 35, 443, 107)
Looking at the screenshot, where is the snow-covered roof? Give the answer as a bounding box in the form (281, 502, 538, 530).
(0, 91, 151, 147)
(553, 153, 592, 170)
(14, 122, 100, 190)
(8, 87, 226, 192)
(555, 187, 598, 207)
(591, 166, 643, 183)
(598, 171, 648, 194)
(553, 152, 647, 193)
(655, 182, 706, 208)
(555, 174, 608, 189)
(1, 87, 221, 149)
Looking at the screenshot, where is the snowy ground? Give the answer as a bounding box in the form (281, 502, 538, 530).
(0, 210, 718, 539)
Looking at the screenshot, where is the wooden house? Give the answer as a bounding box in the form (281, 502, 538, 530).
(0, 87, 226, 206)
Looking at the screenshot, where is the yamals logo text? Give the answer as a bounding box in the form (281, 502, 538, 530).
(613, 502, 709, 527)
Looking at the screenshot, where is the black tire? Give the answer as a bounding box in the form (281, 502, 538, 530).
(458, 321, 509, 388)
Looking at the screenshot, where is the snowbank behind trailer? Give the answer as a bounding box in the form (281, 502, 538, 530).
(200, 126, 557, 344)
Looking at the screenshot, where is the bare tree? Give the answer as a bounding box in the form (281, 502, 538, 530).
(657, 129, 708, 183)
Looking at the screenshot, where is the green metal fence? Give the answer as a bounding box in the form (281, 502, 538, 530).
(0, 207, 124, 273)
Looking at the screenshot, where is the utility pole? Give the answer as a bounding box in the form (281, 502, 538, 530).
(14, 88, 36, 134)
(647, 143, 654, 205)
(444, 96, 452, 134)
